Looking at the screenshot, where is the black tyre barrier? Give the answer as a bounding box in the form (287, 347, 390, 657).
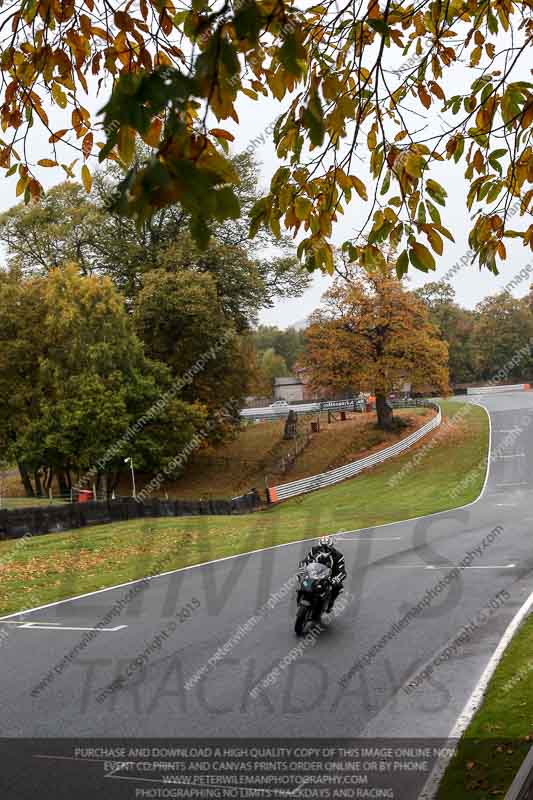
(0, 491, 263, 541)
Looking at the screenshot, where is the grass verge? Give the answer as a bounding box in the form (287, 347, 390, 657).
(133, 407, 431, 500)
(437, 614, 533, 799)
(0, 400, 488, 617)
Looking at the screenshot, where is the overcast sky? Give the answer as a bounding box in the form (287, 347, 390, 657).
(2, 32, 532, 331)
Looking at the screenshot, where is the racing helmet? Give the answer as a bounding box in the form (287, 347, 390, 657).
(319, 535, 333, 547)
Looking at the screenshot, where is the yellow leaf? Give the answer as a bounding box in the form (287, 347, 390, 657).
(521, 104, 533, 130)
(37, 159, 58, 167)
(423, 225, 444, 255)
(470, 45, 482, 66)
(81, 164, 92, 192)
(51, 82, 68, 109)
(117, 126, 136, 165)
(350, 175, 368, 201)
(241, 88, 258, 100)
(412, 241, 436, 270)
(16, 176, 27, 197)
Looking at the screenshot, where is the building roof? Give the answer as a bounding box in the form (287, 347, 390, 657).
(273, 376, 302, 386)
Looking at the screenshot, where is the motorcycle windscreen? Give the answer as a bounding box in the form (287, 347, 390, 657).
(304, 563, 332, 580)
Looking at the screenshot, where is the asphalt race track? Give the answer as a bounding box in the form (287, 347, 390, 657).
(2, 392, 533, 799)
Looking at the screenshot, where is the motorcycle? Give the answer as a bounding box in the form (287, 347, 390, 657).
(294, 561, 333, 636)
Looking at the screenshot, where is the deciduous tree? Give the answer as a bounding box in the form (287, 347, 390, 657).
(472, 293, 533, 381)
(415, 280, 477, 384)
(303, 265, 450, 429)
(252, 325, 306, 370)
(0, 153, 310, 323)
(133, 267, 247, 432)
(0, 266, 209, 496)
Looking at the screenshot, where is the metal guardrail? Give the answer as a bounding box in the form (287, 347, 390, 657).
(505, 746, 533, 800)
(267, 401, 441, 503)
(467, 383, 531, 395)
(241, 402, 319, 419)
(319, 399, 366, 412)
(240, 398, 360, 419)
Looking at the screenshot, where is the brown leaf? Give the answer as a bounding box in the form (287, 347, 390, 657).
(418, 85, 431, 109)
(82, 132, 93, 160)
(49, 129, 69, 143)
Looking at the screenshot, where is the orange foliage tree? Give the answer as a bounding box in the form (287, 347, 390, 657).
(303, 265, 450, 429)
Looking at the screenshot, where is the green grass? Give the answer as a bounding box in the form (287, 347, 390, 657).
(0, 496, 71, 509)
(0, 400, 488, 617)
(437, 615, 533, 799)
(124, 407, 432, 500)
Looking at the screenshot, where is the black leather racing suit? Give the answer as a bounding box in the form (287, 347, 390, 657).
(300, 543, 347, 611)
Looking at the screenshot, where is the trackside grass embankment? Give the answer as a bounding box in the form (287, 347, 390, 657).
(437, 615, 533, 799)
(1, 408, 431, 506)
(0, 400, 488, 616)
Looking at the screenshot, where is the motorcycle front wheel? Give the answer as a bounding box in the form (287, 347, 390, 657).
(295, 604, 311, 636)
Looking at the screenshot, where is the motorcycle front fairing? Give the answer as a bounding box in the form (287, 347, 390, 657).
(297, 562, 332, 606)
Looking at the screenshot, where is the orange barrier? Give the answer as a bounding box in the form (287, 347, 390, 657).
(267, 487, 278, 503)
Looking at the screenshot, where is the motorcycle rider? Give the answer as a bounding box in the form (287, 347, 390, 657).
(299, 535, 347, 612)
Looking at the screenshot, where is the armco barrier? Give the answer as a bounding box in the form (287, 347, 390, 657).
(267, 401, 441, 503)
(240, 398, 361, 419)
(467, 383, 531, 394)
(0, 492, 262, 541)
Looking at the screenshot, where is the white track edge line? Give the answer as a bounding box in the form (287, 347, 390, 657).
(0, 402, 492, 622)
(418, 585, 533, 800)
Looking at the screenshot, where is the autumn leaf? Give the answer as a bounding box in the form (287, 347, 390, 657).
(350, 175, 368, 201)
(410, 241, 436, 271)
(49, 129, 69, 144)
(81, 164, 92, 192)
(418, 85, 431, 109)
(209, 128, 235, 142)
(82, 132, 93, 160)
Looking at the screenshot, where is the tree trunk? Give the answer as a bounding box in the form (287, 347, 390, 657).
(17, 462, 34, 497)
(44, 468, 54, 493)
(34, 470, 43, 496)
(57, 470, 69, 496)
(109, 471, 120, 494)
(375, 392, 394, 431)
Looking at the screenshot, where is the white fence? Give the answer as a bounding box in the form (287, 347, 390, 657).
(467, 383, 531, 395)
(267, 401, 441, 503)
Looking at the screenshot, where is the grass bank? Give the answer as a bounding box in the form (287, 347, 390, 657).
(0, 400, 488, 617)
(132, 406, 432, 500)
(437, 614, 533, 799)
(0, 408, 430, 506)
